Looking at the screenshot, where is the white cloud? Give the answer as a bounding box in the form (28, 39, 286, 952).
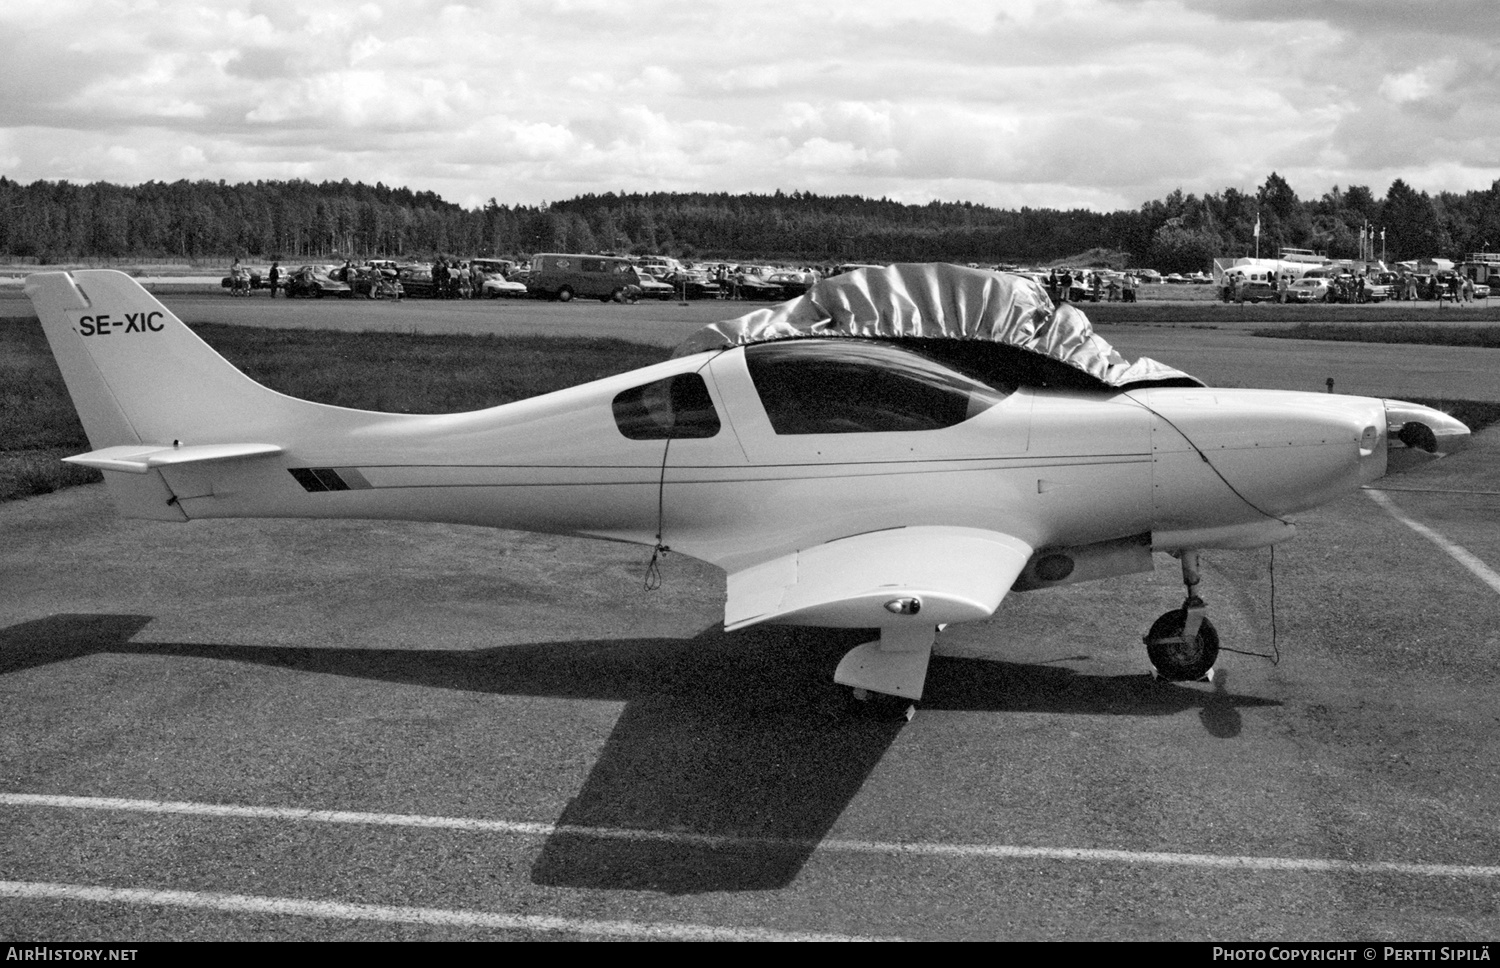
(1379, 66, 1444, 105)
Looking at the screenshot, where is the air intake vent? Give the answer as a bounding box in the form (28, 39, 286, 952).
(289, 468, 372, 492)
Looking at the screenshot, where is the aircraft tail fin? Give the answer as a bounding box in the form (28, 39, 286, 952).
(27, 270, 348, 521)
(26, 269, 324, 449)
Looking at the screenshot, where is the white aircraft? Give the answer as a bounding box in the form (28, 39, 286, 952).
(27, 265, 1469, 713)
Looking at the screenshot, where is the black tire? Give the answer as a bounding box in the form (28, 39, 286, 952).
(1145, 611, 1219, 681)
(556, 287, 574, 303)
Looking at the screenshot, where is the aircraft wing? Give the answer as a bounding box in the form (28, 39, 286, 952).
(724, 526, 1034, 631)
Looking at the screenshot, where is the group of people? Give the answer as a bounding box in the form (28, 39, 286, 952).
(336, 260, 404, 299)
(425, 257, 486, 299)
(1428, 273, 1476, 305)
(229, 258, 286, 297)
(1046, 268, 1138, 303)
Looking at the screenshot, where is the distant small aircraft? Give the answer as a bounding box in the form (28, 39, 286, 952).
(28, 266, 1469, 713)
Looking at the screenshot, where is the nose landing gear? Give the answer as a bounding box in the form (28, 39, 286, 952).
(1144, 550, 1220, 681)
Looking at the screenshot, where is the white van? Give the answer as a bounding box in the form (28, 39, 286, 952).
(529, 253, 645, 302)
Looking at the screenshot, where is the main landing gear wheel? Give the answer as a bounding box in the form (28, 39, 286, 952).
(1144, 610, 1219, 681)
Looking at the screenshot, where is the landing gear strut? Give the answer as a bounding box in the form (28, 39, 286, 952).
(837, 624, 931, 721)
(1144, 550, 1220, 681)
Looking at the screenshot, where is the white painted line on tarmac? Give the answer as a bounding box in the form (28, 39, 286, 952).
(0, 880, 890, 941)
(1365, 489, 1500, 596)
(6, 792, 1500, 880)
(1, 792, 557, 837)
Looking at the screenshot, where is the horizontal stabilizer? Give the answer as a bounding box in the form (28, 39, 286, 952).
(63, 443, 284, 474)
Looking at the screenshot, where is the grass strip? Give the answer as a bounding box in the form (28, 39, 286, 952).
(1089, 303, 1500, 324)
(1253, 322, 1500, 348)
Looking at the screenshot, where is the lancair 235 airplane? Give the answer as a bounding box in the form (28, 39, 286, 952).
(29, 264, 1469, 712)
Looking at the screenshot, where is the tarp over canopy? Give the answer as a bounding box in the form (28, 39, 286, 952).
(673, 262, 1202, 389)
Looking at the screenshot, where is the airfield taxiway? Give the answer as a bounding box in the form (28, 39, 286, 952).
(2, 295, 1499, 940)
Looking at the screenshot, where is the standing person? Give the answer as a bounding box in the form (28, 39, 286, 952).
(268, 261, 281, 298)
(1462, 276, 1474, 304)
(1058, 268, 1072, 303)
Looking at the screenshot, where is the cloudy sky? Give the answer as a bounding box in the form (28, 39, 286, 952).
(2, 0, 1497, 213)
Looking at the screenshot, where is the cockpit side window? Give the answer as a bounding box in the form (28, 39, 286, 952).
(613, 373, 722, 440)
(745, 340, 1008, 435)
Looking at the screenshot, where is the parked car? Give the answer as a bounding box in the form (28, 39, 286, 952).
(765, 270, 814, 301)
(284, 265, 351, 299)
(1362, 277, 1393, 303)
(481, 276, 527, 298)
(664, 267, 722, 300)
(632, 272, 674, 300)
(1285, 277, 1330, 302)
(470, 259, 527, 298)
(395, 263, 437, 298)
(348, 263, 403, 299)
(728, 269, 782, 300)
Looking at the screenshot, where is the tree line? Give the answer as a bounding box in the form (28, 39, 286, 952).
(3, 174, 1498, 273)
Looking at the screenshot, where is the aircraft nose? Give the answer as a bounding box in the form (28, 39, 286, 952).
(1384, 399, 1470, 474)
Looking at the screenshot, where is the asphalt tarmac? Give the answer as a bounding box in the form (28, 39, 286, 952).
(2, 295, 1500, 940)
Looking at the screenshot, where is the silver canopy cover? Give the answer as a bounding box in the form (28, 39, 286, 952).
(673, 262, 1201, 388)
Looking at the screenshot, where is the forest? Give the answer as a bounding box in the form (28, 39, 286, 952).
(2, 172, 1499, 273)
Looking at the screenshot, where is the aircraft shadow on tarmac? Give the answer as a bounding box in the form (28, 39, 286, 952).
(2, 613, 1278, 895)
